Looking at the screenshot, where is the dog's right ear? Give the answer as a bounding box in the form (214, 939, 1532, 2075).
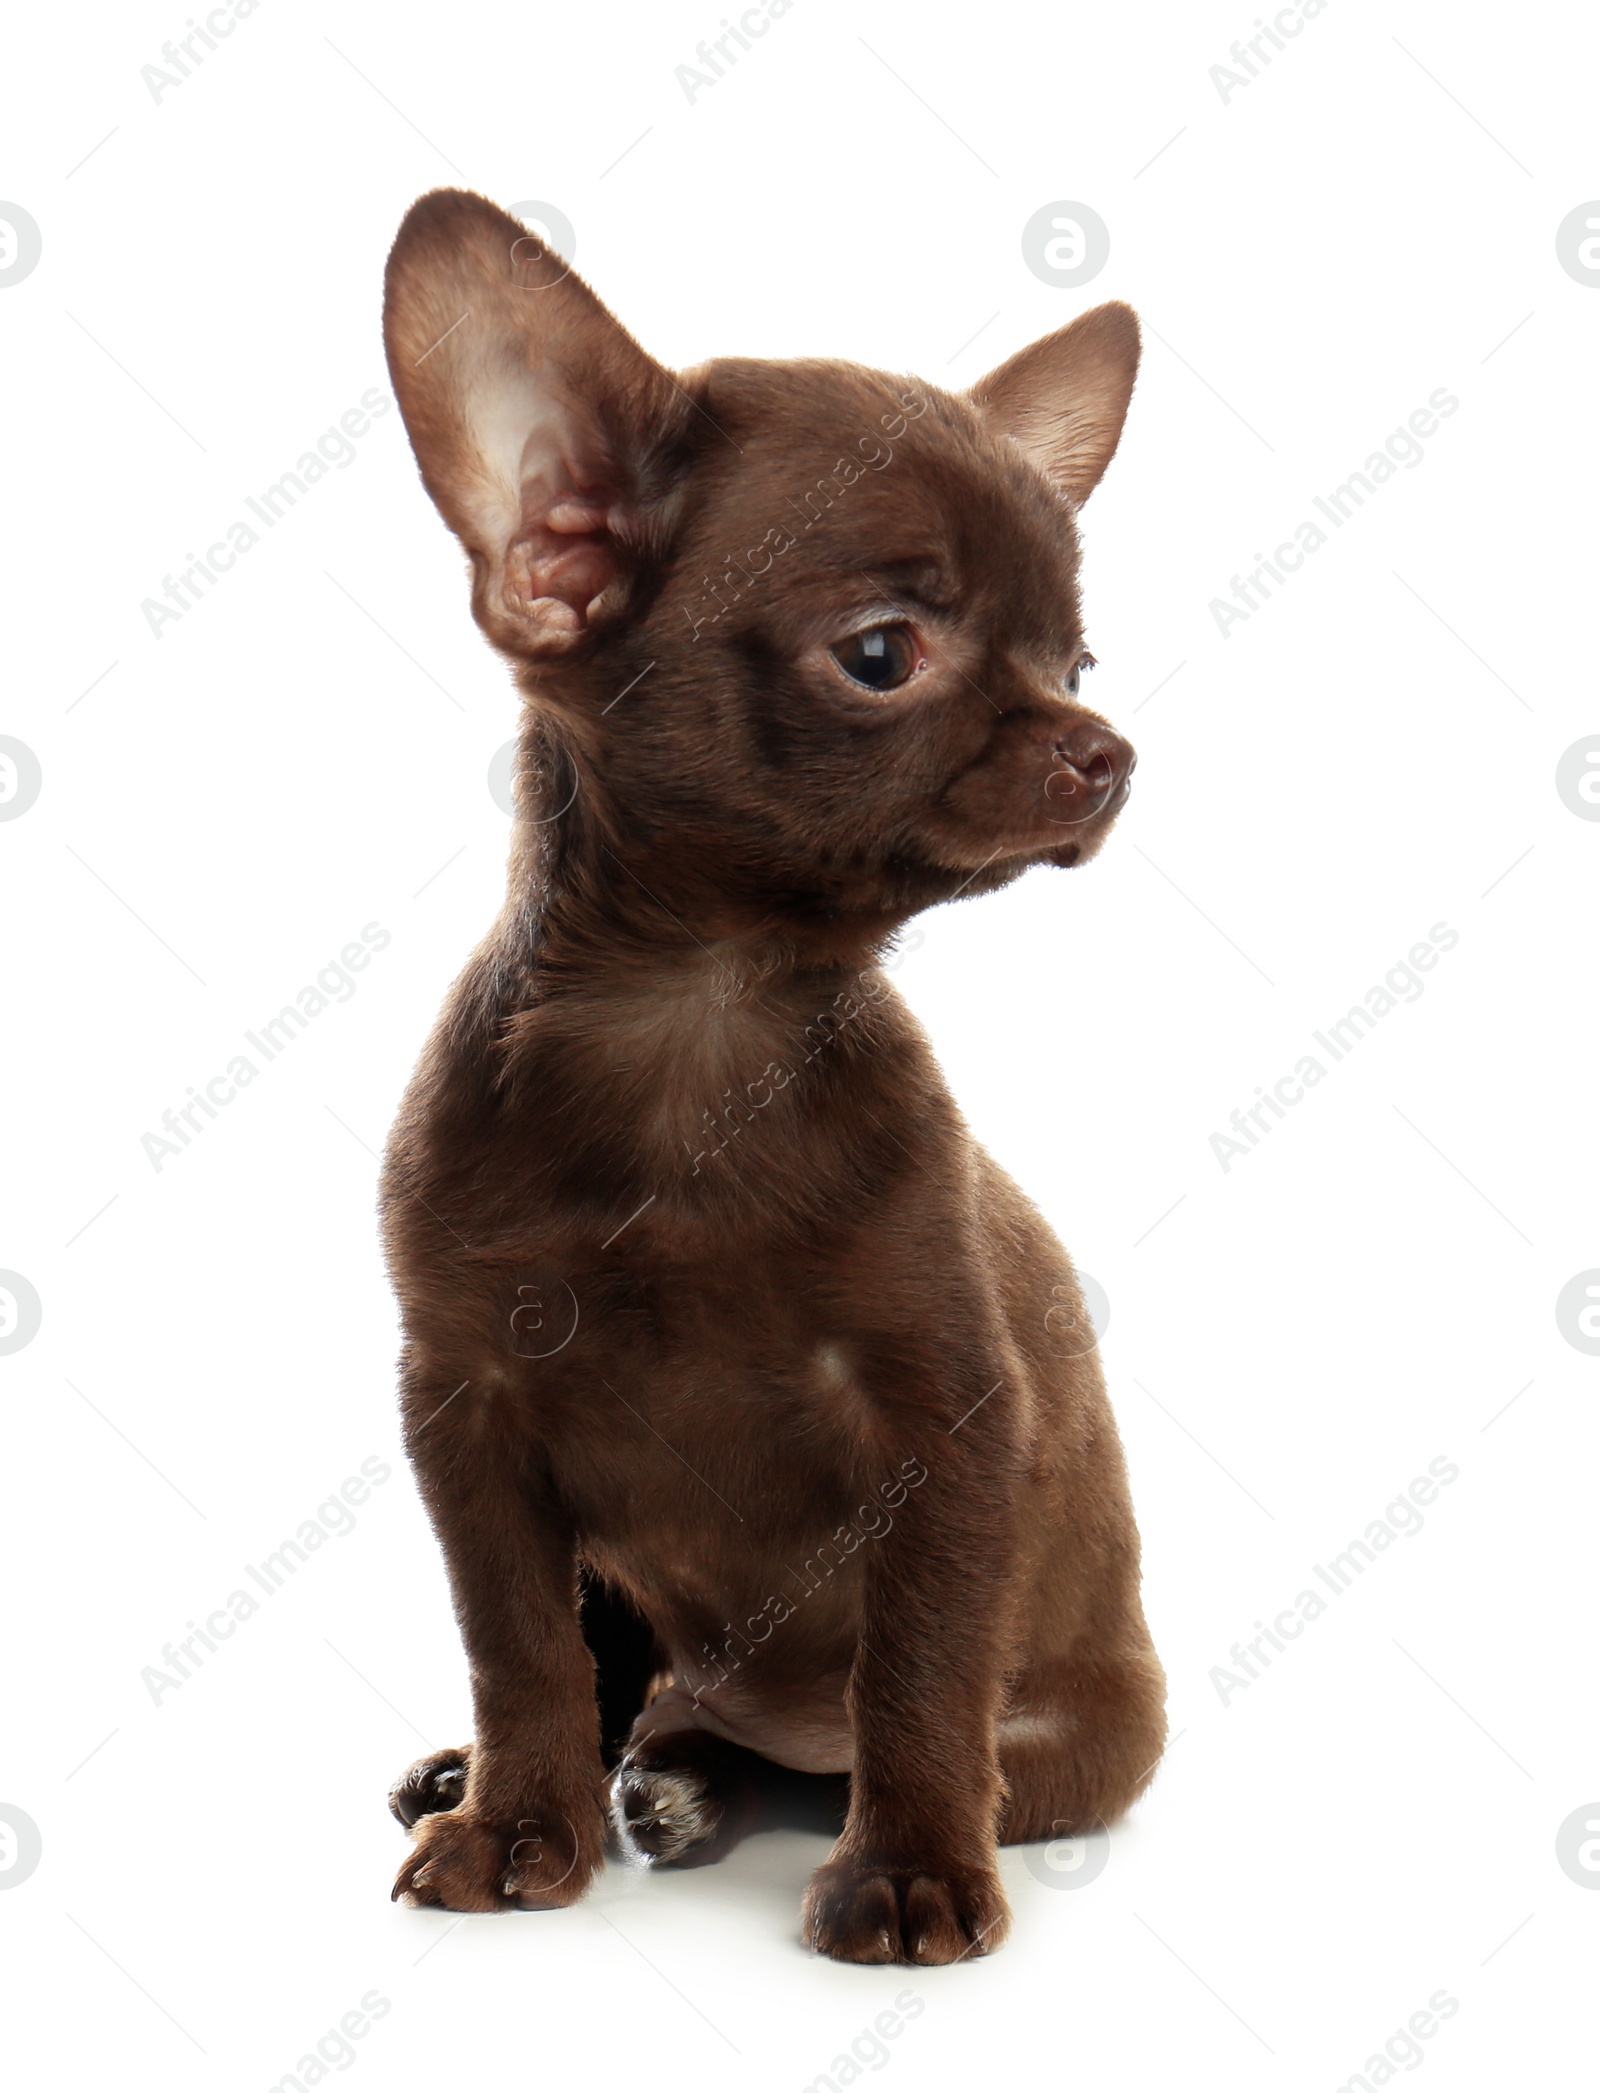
(969, 302, 1141, 507)
(383, 189, 693, 660)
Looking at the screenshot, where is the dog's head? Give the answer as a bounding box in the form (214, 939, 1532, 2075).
(384, 190, 1140, 929)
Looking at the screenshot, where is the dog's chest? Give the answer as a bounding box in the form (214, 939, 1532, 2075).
(605, 980, 800, 1166)
(552, 1334, 881, 1565)
(554, 960, 883, 1187)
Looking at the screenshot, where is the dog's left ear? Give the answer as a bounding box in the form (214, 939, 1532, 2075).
(969, 303, 1140, 505)
(383, 188, 694, 660)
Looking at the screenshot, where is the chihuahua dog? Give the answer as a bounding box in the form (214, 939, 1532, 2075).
(380, 189, 1164, 1964)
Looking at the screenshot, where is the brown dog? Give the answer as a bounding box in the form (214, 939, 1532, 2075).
(379, 189, 1164, 1964)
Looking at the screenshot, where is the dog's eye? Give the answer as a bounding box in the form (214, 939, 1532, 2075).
(1064, 650, 1097, 699)
(831, 623, 921, 692)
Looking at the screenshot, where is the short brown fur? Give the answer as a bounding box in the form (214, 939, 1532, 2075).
(380, 190, 1164, 1963)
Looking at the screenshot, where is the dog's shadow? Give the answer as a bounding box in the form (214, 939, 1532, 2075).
(712, 1757, 849, 1851)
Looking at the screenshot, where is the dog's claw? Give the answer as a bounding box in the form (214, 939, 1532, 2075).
(802, 1859, 1011, 1965)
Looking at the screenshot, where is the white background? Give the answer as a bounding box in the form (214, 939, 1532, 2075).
(2, 0, 1596, 2086)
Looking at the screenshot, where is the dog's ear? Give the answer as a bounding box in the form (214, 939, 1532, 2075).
(383, 189, 693, 659)
(969, 303, 1140, 505)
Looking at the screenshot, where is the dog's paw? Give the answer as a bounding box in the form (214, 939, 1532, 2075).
(610, 1761, 722, 1864)
(392, 1801, 601, 1912)
(388, 1745, 471, 1828)
(801, 1856, 1011, 1965)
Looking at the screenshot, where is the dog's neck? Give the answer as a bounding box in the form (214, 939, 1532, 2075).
(474, 799, 906, 1173)
(493, 711, 907, 1000)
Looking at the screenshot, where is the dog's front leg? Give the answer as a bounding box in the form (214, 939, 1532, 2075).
(392, 1376, 606, 1912)
(802, 1411, 1016, 1965)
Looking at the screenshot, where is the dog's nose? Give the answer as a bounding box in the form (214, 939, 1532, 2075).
(1047, 721, 1135, 812)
